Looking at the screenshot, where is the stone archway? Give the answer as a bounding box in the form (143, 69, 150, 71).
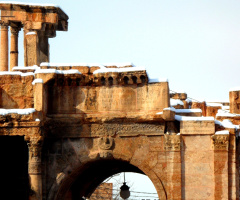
(51, 158, 167, 200)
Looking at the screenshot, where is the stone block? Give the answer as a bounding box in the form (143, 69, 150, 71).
(182, 135, 212, 151)
(184, 162, 214, 175)
(183, 150, 213, 163)
(184, 174, 214, 187)
(162, 108, 175, 121)
(180, 120, 215, 135)
(184, 186, 214, 199)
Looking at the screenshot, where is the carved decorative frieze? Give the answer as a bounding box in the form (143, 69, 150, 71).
(91, 123, 164, 137)
(164, 134, 181, 151)
(211, 134, 229, 151)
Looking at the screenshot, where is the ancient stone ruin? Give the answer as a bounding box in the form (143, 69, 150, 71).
(0, 2, 239, 200)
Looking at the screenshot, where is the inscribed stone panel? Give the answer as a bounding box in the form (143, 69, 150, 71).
(180, 120, 215, 135)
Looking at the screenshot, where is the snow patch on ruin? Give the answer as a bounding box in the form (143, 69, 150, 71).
(175, 115, 214, 121)
(149, 78, 168, 83)
(0, 108, 35, 115)
(170, 99, 184, 106)
(215, 130, 229, 135)
(32, 79, 43, 85)
(35, 69, 82, 75)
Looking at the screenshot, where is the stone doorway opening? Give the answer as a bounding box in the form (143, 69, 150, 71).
(55, 159, 161, 200)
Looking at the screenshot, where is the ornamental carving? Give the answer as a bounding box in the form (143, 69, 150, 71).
(98, 136, 114, 150)
(91, 123, 164, 137)
(164, 134, 181, 151)
(25, 135, 43, 174)
(211, 134, 229, 151)
(28, 162, 42, 175)
(10, 26, 21, 36)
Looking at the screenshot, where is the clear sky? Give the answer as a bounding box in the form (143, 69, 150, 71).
(13, 0, 240, 102)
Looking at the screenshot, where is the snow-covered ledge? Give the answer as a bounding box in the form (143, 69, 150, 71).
(0, 108, 35, 115)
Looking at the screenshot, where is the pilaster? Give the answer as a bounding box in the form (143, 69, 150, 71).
(211, 134, 229, 200)
(164, 134, 182, 199)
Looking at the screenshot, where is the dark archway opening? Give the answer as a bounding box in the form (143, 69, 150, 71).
(0, 136, 29, 200)
(59, 159, 148, 200)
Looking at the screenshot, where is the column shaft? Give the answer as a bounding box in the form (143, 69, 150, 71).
(10, 26, 20, 71)
(0, 23, 9, 71)
(26, 136, 43, 200)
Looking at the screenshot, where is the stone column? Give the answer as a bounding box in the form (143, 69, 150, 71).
(0, 22, 9, 71)
(25, 135, 43, 200)
(10, 26, 21, 71)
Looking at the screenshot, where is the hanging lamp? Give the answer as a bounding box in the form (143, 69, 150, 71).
(120, 172, 130, 199)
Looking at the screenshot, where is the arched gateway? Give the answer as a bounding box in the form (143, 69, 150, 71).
(0, 2, 239, 200)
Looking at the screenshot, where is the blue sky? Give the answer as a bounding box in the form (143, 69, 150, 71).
(13, 0, 240, 101)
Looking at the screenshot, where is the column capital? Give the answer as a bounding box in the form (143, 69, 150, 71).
(0, 21, 9, 29)
(25, 135, 43, 175)
(211, 134, 229, 151)
(10, 26, 21, 36)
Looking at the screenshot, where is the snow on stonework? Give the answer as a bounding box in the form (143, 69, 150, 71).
(0, 71, 34, 76)
(215, 119, 239, 129)
(26, 32, 36, 35)
(175, 109, 202, 113)
(215, 130, 230, 135)
(35, 69, 81, 75)
(170, 99, 184, 106)
(93, 66, 146, 74)
(0, 108, 35, 115)
(175, 115, 214, 121)
(216, 109, 240, 117)
(13, 65, 40, 70)
(0, 1, 57, 7)
(148, 78, 168, 83)
(206, 102, 223, 107)
(32, 79, 43, 85)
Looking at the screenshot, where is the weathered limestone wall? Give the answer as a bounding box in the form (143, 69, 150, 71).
(0, 75, 34, 108)
(47, 82, 169, 115)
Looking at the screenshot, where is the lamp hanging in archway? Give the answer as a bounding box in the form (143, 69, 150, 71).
(120, 172, 130, 199)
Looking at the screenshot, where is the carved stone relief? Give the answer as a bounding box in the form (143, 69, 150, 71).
(164, 134, 181, 151)
(25, 135, 43, 174)
(98, 136, 114, 158)
(211, 134, 229, 151)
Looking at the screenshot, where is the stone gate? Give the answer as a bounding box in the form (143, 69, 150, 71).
(0, 2, 239, 200)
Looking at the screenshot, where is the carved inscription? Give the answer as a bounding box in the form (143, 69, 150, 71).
(164, 134, 181, 151)
(98, 87, 136, 111)
(211, 134, 229, 151)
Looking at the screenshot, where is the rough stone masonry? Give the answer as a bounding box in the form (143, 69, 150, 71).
(0, 2, 239, 200)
